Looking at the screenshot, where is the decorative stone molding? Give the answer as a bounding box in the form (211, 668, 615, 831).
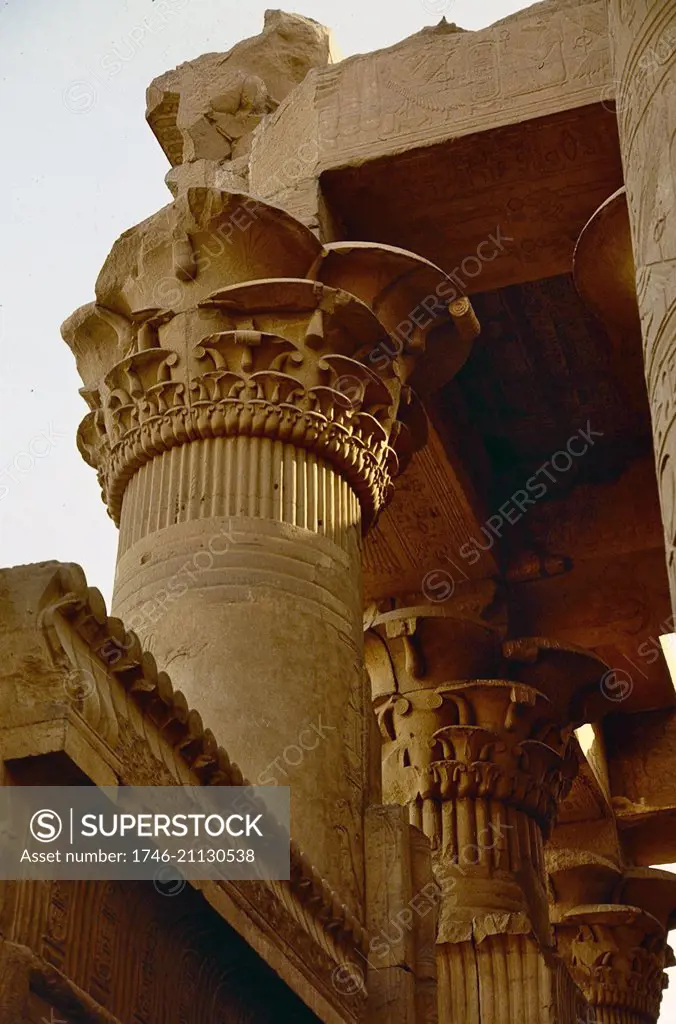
(549, 853, 676, 1024)
(74, 283, 402, 529)
(36, 561, 366, 955)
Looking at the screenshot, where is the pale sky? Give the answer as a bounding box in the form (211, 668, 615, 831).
(2, 1, 676, 1013)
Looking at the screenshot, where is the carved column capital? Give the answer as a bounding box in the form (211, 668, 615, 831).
(549, 856, 676, 1024)
(365, 597, 609, 944)
(62, 189, 478, 530)
(366, 597, 610, 1022)
(366, 598, 610, 832)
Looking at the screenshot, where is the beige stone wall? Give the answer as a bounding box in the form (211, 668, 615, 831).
(609, 0, 676, 612)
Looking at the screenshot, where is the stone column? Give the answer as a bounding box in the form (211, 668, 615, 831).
(365, 587, 609, 1022)
(549, 854, 676, 1024)
(61, 187, 477, 912)
(607, 0, 676, 611)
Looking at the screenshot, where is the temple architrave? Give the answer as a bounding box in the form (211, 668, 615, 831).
(1, 2, 676, 1021)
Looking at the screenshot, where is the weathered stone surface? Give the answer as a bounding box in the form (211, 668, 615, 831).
(608, 0, 676, 615)
(364, 806, 437, 1022)
(61, 183, 479, 918)
(252, 0, 612, 174)
(147, 9, 332, 196)
(5, 3, 676, 1022)
(549, 854, 676, 1024)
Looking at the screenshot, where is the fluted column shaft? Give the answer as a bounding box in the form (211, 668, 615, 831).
(114, 433, 366, 906)
(608, 0, 676, 610)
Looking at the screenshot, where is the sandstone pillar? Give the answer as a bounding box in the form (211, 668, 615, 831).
(365, 588, 609, 1022)
(61, 188, 477, 911)
(550, 854, 676, 1024)
(607, 0, 676, 611)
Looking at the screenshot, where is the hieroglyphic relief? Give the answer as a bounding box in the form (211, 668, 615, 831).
(36, 880, 319, 1022)
(315, 0, 611, 166)
(610, 0, 676, 611)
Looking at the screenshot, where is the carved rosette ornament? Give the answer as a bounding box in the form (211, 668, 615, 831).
(62, 187, 479, 916)
(365, 592, 610, 1023)
(549, 853, 676, 1024)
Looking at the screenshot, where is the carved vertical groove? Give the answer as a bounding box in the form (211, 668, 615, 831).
(118, 436, 360, 555)
(437, 934, 585, 1024)
(594, 1012, 645, 1024)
